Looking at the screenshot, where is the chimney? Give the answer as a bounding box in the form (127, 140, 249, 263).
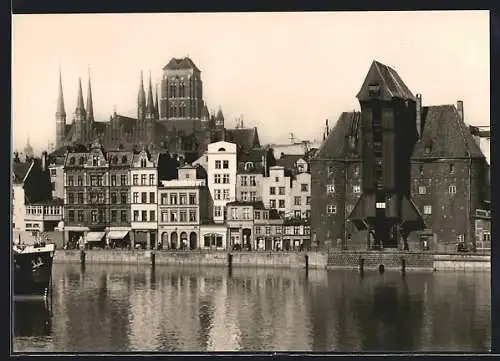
(416, 93, 422, 140)
(326, 119, 329, 136)
(41, 151, 47, 171)
(457, 100, 464, 123)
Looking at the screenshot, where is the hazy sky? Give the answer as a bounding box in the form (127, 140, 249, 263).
(12, 11, 490, 154)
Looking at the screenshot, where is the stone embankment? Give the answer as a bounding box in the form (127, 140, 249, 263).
(53, 249, 489, 272)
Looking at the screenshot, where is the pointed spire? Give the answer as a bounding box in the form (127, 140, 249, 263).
(154, 82, 159, 118)
(56, 65, 66, 116)
(146, 70, 155, 116)
(76, 77, 85, 115)
(138, 70, 146, 119)
(86, 67, 94, 122)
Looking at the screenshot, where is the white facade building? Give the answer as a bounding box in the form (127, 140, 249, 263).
(206, 141, 237, 223)
(290, 161, 311, 220)
(261, 166, 292, 218)
(130, 149, 158, 249)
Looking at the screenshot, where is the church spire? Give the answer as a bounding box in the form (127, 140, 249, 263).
(137, 70, 146, 120)
(154, 82, 159, 118)
(56, 65, 66, 117)
(75, 77, 85, 116)
(86, 67, 94, 122)
(146, 70, 155, 117)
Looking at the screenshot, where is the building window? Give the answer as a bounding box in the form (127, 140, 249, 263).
(189, 193, 196, 205)
(149, 211, 155, 222)
(255, 226, 261, 235)
(250, 176, 256, 186)
(223, 189, 230, 200)
(180, 211, 187, 222)
(121, 211, 127, 222)
(279, 187, 285, 195)
(92, 155, 99, 167)
(91, 210, 98, 223)
(215, 160, 222, 169)
(301, 184, 308, 192)
(449, 185, 457, 194)
(179, 193, 187, 205)
(270, 199, 276, 209)
(353, 166, 359, 176)
(214, 206, 222, 217)
(141, 174, 146, 185)
(141, 210, 147, 222)
(67, 176, 74, 186)
(294, 210, 301, 218)
(214, 189, 221, 200)
(111, 175, 117, 186)
(223, 174, 230, 184)
(68, 193, 74, 204)
(111, 193, 117, 204)
(353, 185, 361, 194)
(77, 211, 84, 222)
(120, 192, 127, 204)
(141, 192, 147, 203)
(240, 176, 247, 186)
(376, 202, 386, 209)
(170, 194, 178, 205)
(223, 160, 229, 169)
(328, 166, 334, 176)
(449, 163, 455, 174)
(214, 174, 221, 184)
(250, 191, 257, 201)
(294, 226, 301, 235)
(170, 211, 178, 222)
(305, 226, 310, 235)
(189, 210, 197, 222)
(276, 226, 281, 234)
(418, 186, 426, 195)
(263, 211, 269, 220)
(243, 208, 250, 220)
(149, 192, 155, 203)
(265, 226, 271, 235)
(306, 210, 311, 219)
(160, 194, 167, 205)
(327, 204, 336, 214)
(141, 159, 147, 168)
(77, 176, 83, 186)
(254, 211, 261, 220)
(419, 165, 424, 176)
(133, 210, 139, 221)
(133, 192, 138, 203)
(120, 175, 127, 185)
(241, 191, 248, 201)
(111, 210, 117, 222)
(270, 187, 276, 195)
(424, 205, 432, 215)
(50, 169, 56, 176)
(327, 184, 335, 193)
(160, 211, 168, 222)
(275, 177, 279, 182)
(78, 193, 84, 204)
(133, 174, 139, 185)
(294, 196, 301, 206)
(149, 174, 155, 185)
(68, 210, 75, 221)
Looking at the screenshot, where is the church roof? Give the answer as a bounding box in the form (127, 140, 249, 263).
(163, 57, 200, 72)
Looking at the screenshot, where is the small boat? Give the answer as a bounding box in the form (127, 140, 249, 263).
(13, 236, 56, 300)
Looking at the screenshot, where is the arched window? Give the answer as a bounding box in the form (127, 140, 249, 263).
(112, 156, 118, 165)
(218, 148, 226, 152)
(140, 159, 146, 167)
(69, 157, 75, 165)
(92, 155, 99, 166)
(245, 162, 254, 171)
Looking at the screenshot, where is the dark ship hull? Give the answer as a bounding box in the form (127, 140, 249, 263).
(13, 243, 55, 298)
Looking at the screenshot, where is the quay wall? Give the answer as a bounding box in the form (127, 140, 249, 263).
(53, 250, 488, 272)
(53, 250, 328, 269)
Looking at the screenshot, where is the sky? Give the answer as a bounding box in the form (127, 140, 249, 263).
(12, 11, 490, 154)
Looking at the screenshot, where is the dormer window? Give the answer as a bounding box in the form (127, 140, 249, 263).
(69, 157, 75, 165)
(112, 156, 118, 165)
(122, 156, 127, 164)
(368, 84, 380, 97)
(449, 163, 455, 174)
(141, 159, 147, 167)
(79, 157, 85, 165)
(92, 155, 99, 167)
(245, 162, 254, 171)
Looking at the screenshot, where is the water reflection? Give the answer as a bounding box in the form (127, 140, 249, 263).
(12, 265, 491, 353)
(14, 301, 52, 337)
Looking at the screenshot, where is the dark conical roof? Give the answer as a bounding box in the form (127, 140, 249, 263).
(86, 70, 94, 122)
(56, 67, 66, 116)
(76, 77, 85, 113)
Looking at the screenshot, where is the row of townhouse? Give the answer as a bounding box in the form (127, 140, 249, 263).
(17, 139, 312, 250)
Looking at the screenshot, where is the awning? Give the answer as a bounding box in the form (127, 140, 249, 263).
(86, 232, 105, 242)
(107, 231, 129, 240)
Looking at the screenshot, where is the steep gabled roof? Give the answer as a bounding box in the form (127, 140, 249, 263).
(225, 127, 260, 151)
(114, 114, 137, 133)
(412, 105, 485, 159)
(107, 151, 134, 167)
(12, 161, 33, 184)
(315, 112, 361, 159)
(276, 154, 304, 171)
(356, 60, 415, 102)
(163, 57, 200, 72)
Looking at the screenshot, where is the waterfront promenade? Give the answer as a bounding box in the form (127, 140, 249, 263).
(53, 249, 490, 272)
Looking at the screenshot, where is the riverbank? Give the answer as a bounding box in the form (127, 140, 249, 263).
(53, 249, 490, 272)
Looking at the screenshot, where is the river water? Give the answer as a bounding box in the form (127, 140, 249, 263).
(13, 264, 491, 353)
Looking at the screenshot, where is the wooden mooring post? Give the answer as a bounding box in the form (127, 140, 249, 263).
(80, 250, 86, 267)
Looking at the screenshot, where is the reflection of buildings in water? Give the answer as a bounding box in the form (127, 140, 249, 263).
(14, 301, 52, 337)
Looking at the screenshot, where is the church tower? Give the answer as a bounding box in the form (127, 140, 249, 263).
(137, 70, 146, 122)
(85, 70, 95, 142)
(55, 67, 67, 149)
(73, 77, 86, 143)
(145, 71, 156, 145)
